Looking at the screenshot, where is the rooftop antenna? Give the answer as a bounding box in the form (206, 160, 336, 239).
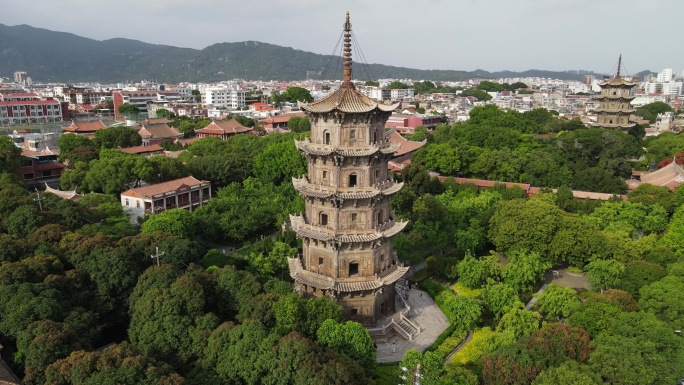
(151, 246, 165, 266)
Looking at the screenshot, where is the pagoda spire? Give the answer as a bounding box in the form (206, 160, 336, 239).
(616, 54, 622, 78)
(341, 11, 354, 89)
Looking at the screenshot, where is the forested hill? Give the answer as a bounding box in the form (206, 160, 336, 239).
(1, 23, 616, 83)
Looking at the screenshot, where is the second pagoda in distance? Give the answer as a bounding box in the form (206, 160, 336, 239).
(287, 11, 409, 324)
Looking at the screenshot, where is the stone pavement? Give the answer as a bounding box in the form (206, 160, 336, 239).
(545, 268, 590, 290)
(375, 288, 450, 363)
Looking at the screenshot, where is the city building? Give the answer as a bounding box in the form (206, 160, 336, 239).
(112, 90, 186, 121)
(120, 176, 212, 223)
(288, 13, 408, 325)
(19, 148, 65, 187)
(195, 119, 252, 139)
(0, 93, 69, 125)
(203, 85, 246, 110)
(592, 55, 636, 130)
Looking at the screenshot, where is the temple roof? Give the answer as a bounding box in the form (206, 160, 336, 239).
(595, 94, 636, 100)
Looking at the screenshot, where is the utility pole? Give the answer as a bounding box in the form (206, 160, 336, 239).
(33, 189, 45, 211)
(151, 246, 165, 267)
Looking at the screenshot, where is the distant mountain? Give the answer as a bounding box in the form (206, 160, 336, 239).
(0, 24, 645, 83)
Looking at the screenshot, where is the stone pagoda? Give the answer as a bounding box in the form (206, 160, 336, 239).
(593, 55, 636, 130)
(287, 12, 409, 324)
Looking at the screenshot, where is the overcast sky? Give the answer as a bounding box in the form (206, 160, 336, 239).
(1, 0, 680, 75)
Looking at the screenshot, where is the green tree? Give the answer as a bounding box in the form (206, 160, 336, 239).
(44, 342, 184, 385)
(567, 300, 622, 338)
(388, 81, 409, 89)
(4, 204, 43, 238)
(117, 103, 139, 115)
(282, 86, 313, 103)
(589, 311, 684, 385)
(585, 259, 624, 293)
(0, 136, 22, 174)
(455, 253, 501, 289)
(365, 80, 379, 86)
(56, 134, 94, 162)
(316, 319, 376, 370)
(141, 209, 195, 239)
(532, 361, 603, 385)
(627, 183, 674, 212)
(497, 307, 541, 339)
(439, 292, 482, 329)
(92, 126, 142, 149)
(234, 115, 255, 128)
(639, 275, 684, 329)
(501, 250, 550, 294)
(81, 149, 152, 194)
(155, 108, 175, 119)
(619, 260, 666, 298)
(253, 140, 307, 185)
(489, 198, 563, 257)
(635, 101, 673, 123)
(536, 284, 579, 320)
(129, 269, 219, 367)
(481, 283, 521, 319)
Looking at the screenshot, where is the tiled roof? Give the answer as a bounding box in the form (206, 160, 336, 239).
(300, 87, 399, 114)
(598, 76, 636, 87)
(63, 120, 107, 133)
(45, 183, 81, 200)
(287, 258, 408, 292)
(119, 144, 164, 155)
(0, 357, 21, 384)
(387, 128, 426, 157)
(138, 124, 181, 139)
(196, 119, 252, 135)
(259, 112, 306, 124)
(0, 100, 60, 106)
(121, 176, 209, 198)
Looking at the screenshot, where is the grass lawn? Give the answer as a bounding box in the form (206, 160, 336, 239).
(452, 282, 482, 298)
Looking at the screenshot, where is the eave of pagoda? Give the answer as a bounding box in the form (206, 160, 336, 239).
(593, 109, 635, 114)
(288, 257, 409, 292)
(294, 138, 400, 157)
(292, 177, 404, 199)
(590, 122, 636, 129)
(595, 94, 636, 101)
(289, 214, 407, 243)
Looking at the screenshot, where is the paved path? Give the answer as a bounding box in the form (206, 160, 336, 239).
(443, 329, 473, 364)
(525, 283, 548, 310)
(375, 288, 450, 363)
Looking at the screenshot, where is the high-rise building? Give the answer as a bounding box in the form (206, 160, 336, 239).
(287, 12, 408, 324)
(13, 71, 28, 84)
(592, 55, 636, 130)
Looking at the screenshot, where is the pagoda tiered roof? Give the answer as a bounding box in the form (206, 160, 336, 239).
(289, 214, 407, 243)
(288, 258, 409, 292)
(299, 87, 399, 114)
(598, 76, 636, 87)
(593, 108, 635, 114)
(294, 138, 400, 157)
(292, 177, 404, 199)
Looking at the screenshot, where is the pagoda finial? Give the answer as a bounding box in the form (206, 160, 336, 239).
(616, 54, 622, 78)
(341, 11, 354, 89)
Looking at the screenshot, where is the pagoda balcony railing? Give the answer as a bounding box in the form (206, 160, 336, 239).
(293, 176, 402, 196)
(294, 213, 397, 237)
